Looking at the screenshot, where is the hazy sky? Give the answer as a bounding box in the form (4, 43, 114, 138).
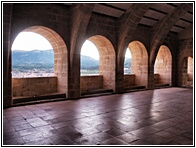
(125, 48, 131, 58)
(81, 40, 99, 60)
(12, 32, 131, 60)
(12, 32, 53, 51)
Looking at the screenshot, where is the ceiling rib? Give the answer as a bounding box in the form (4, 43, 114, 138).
(167, 3, 178, 7)
(60, 3, 193, 34)
(174, 25, 185, 29)
(99, 3, 126, 12)
(149, 7, 168, 15)
(143, 16, 159, 22)
(92, 11, 118, 19)
(180, 18, 193, 24)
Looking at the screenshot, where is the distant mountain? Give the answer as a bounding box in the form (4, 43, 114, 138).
(12, 49, 54, 70)
(80, 55, 99, 69)
(12, 49, 54, 65)
(12, 49, 99, 70)
(12, 49, 131, 70)
(124, 57, 131, 68)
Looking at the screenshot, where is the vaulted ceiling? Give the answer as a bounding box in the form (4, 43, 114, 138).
(93, 3, 193, 33)
(64, 3, 193, 34)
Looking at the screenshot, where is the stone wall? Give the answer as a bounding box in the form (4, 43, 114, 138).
(154, 45, 172, 85)
(180, 57, 193, 87)
(11, 3, 69, 95)
(88, 36, 116, 91)
(154, 74, 160, 84)
(123, 74, 135, 88)
(12, 77, 57, 97)
(81, 75, 136, 91)
(3, 3, 13, 107)
(80, 75, 103, 92)
(3, 3, 193, 107)
(183, 74, 193, 86)
(129, 41, 148, 87)
(188, 57, 193, 81)
(87, 13, 117, 45)
(177, 38, 193, 86)
(11, 3, 70, 42)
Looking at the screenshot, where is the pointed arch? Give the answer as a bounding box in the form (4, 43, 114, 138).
(180, 56, 193, 87)
(127, 41, 148, 88)
(154, 45, 172, 86)
(87, 35, 116, 91)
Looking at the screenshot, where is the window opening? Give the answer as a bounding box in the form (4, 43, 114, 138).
(124, 48, 132, 74)
(186, 56, 193, 85)
(12, 32, 54, 78)
(154, 45, 172, 85)
(80, 40, 99, 76)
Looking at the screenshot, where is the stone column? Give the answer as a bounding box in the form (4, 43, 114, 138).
(148, 63, 154, 89)
(115, 56, 125, 93)
(68, 4, 95, 99)
(116, 4, 149, 93)
(3, 4, 13, 107)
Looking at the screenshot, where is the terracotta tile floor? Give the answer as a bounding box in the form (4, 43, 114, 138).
(3, 87, 193, 145)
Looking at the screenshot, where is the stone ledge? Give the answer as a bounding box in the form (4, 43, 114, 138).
(154, 83, 170, 89)
(123, 85, 146, 93)
(13, 93, 66, 105)
(81, 88, 114, 96)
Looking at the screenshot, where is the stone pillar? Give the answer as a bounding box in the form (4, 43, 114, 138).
(68, 4, 95, 99)
(115, 56, 125, 93)
(3, 4, 13, 107)
(68, 52, 81, 99)
(177, 38, 193, 86)
(116, 4, 149, 93)
(150, 4, 192, 67)
(148, 63, 154, 89)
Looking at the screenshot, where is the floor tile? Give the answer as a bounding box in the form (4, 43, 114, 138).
(105, 127, 126, 137)
(17, 128, 37, 137)
(101, 137, 128, 145)
(172, 136, 193, 145)
(116, 133, 139, 143)
(3, 131, 20, 141)
(89, 132, 113, 142)
(24, 138, 52, 145)
(21, 133, 45, 143)
(3, 88, 193, 145)
(3, 137, 25, 145)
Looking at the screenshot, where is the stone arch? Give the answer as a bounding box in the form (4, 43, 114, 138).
(12, 26, 68, 95)
(187, 57, 193, 79)
(154, 45, 172, 86)
(127, 41, 148, 87)
(88, 35, 116, 91)
(180, 56, 193, 87)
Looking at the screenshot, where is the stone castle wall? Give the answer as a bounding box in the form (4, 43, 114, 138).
(123, 75, 135, 88)
(12, 77, 57, 97)
(80, 75, 103, 92)
(3, 3, 193, 107)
